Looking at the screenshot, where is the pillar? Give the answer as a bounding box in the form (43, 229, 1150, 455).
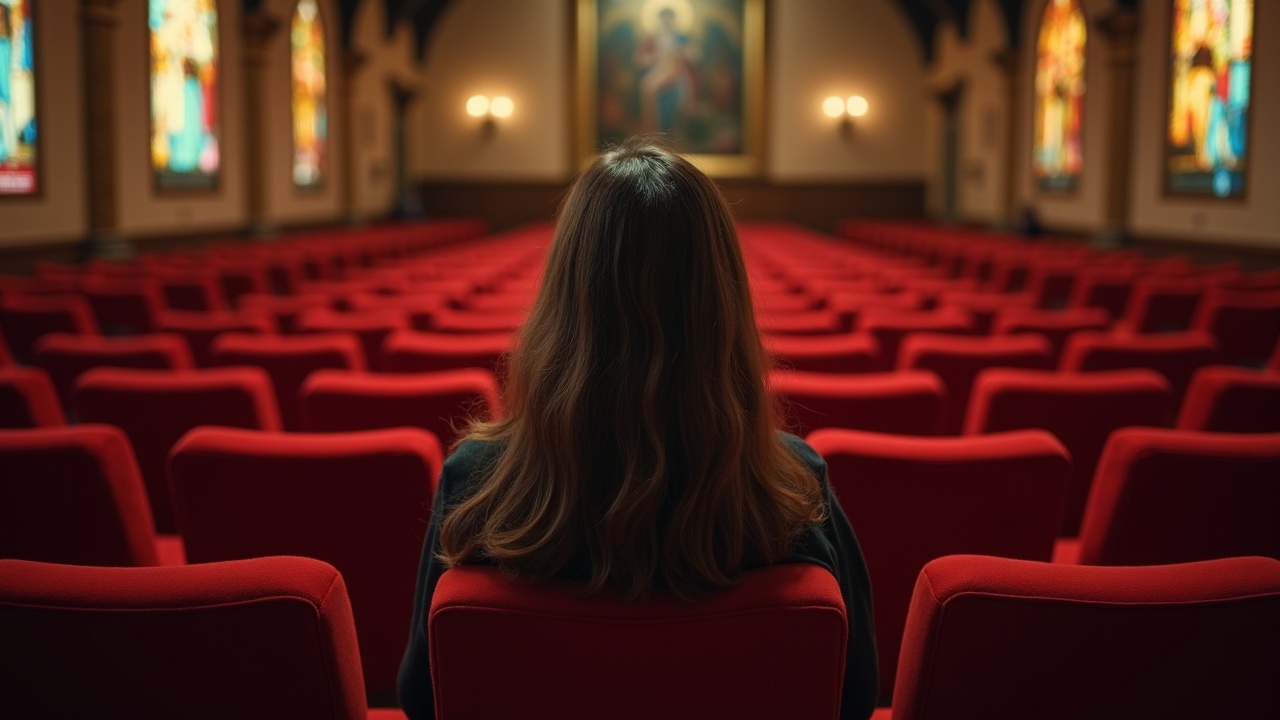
(389, 79, 423, 220)
(243, 9, 282, 237)
(933, 81, 966, 225)
(1095, 9, 1140, 247)
(341, 51, 368, 225)
(80, 0, 131, 259)
(992, 47, 1021, 230)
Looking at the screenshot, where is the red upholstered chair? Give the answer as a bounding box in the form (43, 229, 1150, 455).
(169, 427, 442, 703)
(299, 368, 500, 448)
(825, 291, 925, 331)
(295, 308, 410, 371)
(757, 310, 843, 336)
(155, 268, 226, 312)
(807, 429, 1069, 703)
(238, 293, 332, 334)
(993, 306, 1110, 367)
(771, 370, 946, 436)
(1056, 428, 1280, 566)
(935, 290, 1036, 334)
(428, 563, 847, 720)
(210, 332, 364, 431)
(765, 332, 880, 374)
(347, 292, 449, 331)
(0, 367, 65, 428)
(1178, 366, 1280, 432)
(0, 294, 100, 363)
(73, 367, 281, 534)
(0, 556, 407, 720)
(383, 330, 510, 374)
(80, 277, 166, 335)
(430, 308, 524, 334)
(1067, 267, 1140, 320)
(1191, 289, 1280, 367)
(965, 369, 1172, 536)
(880, 555, 1280, 720)
(1119, 276, 1206, 333)
(0, 425, 183, 567)
(0, 330, 11, 365)
(898, 333, 1052, 434)
(1059, 330, 1219, 412)
(155, 309, 276, 367)
(33, 333, 194, 410)
(858, 307, 974, 370)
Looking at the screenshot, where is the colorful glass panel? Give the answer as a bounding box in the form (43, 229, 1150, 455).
(292, 0, 326, 188)
(0, 0, 37, 196)
(150, 0, 219, 190)
(1033, 0, 1087, 192)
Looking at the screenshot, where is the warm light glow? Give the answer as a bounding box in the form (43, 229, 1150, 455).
(822, 96, 846, 119)
(466, 95, 490, 117)
(846, 95, 869, 118)
(490, 96, 514, 119)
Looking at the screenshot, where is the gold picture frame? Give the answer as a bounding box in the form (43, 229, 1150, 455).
(575, 0, 766, 177)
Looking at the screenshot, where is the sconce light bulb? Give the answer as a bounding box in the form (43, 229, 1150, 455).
(822, 96, 846, 119)
(847, 95, 869, 118)
(490, 96, 514, 119)
(466, 95, 490, 117)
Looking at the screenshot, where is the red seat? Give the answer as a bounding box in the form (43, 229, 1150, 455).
(428, 563, 847, 720)
(0, 294, 100, 363)
(885, 555, 1280, 720)
(0, 425, 183, 567)
(898, 333, 1052, 434)
(383, 330, 510, 374)
(1178, 366, 1280, 432)
(1191, 289, 1280, 366)
(80, 277, 166, 335)
(155, 268, 226, 312)
(238, 293, 332, 333)
(756, 310, 843, 336)
(770, 370, 946, 436)
(858, 308, 974, 370)
(430, 308, 524, 334)
(765, 332, 881, 373)
(299, 368, 500, 448)
(965, 369, 1172, 536)
(0, 330, 11, 365)
(169, 427, 442, 702)
(807, 429, 1069, 703)
(347, 292, 449, 331)
(33, 333, 194, 410)
(993, 306, 1110, 366)
(1067, 267, 1140, 319)
(1120, 276, 1206, 333)
(0, 367, 65, 428)
(935, 290, 1036, 334)
(1058, 428, 1280, 566)
(1059, 330, 1218, 412)
(0, 556, 403, 720)
(155, 309, 276, 367)
(825, 291, 925, 331)
(73, 367, 281, 534)
(210, 332, 364, 431)
(296, 308, 410, 371)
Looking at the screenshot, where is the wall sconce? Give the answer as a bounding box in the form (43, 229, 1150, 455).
(823, 95, 869, 139)
(466, 95, 514, 138)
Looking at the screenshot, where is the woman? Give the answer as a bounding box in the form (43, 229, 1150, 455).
(398, 138, 877, 719)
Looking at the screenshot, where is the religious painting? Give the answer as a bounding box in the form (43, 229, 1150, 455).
(0, 0, 37, 196)
(1165, 0, 1253, 198)
(576, 0, 765, 177)
(150, 0, 219, 191)
(1032, 0, 1086, 193)
(292, 0, 326, 189)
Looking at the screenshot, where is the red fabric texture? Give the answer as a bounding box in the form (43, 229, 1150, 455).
(211, 332, 365, 430)
(1191, 289, 1280, 366)
(239, 292, 333, 333)
(0, 424, 162, 566)
(1075, 428, 1280, 565)
(169, 427, 442, 699)
(0, 294, 100, 362)
(33, 332, 195, 409)
(0, 331, 11, 366)
(1068, 267, 1141, 319)
(806, 428, 1069, 702)
(765, 332, 881, 373)
(430, 308, 525, 334)
(757, 309, 843, 336)
(156, 309, 276, 367)
(383, 330, 510, 374)
(0, 367, 66, 428)
(891, 555, 1280, 720)
(80, 276, 166, 334)
(155, 268, 227, 312)
(935, 290, 1036, 334)
(348, 292, 450, 331)
(73, 367, 282, 533)
(771, 369, 947, 436)
(428, 563, 847, 720)
(898, 333, 1052, 435)
(296, 308, 411, 371)
(826, 290, 925, 331)
(1060, 330, 1219, 411)
(1120, 276, 1207, 333)
(1177, 365, 1280, 432)
(857, 308, 975, 371)
(993, 306, 1111, 367)
(965, 368, 1172, 536)
(0, 556, 369, 720)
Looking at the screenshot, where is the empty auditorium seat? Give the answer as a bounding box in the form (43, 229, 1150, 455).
(825, 290, 925, 330)
(1059, 330, 1218, 412)
(808, 429, 1069, 702)
(169, 427, 442, 702)
(80, 277, 166, 335)
(428, 564, 847, 720)
(73, 367, 281, 534)
(883, 555, 1280, 720)
(1120, 276, 1206, 333)
(858, 308, 974, 370)
(771, 370, 946, 436)
(0, 330, 11, 366)
(238, 293, 332, 333)
(965, 369, 1172, 536)
(155, 309, 276, 367)
(0, 294, 100, 363)
(155, 268, 226, 312)
(898, 333, 1052, 434)
(1178, 366, 1280, 432)
(1068, 267, 1140, 319)
(992, 305, 1110, 366)
(0, 425, 183, 567)
(935, 290, 1036, 334)
(1192, 289, 1280, 367)
(764, 332, 881, 373)
(210, 332, 365, 431)
(347, 292, 449, 331)
(430, 308, 525, 334)
(757, 310, 843, 336)
(296, 308, 410, 371)
(0, 556, 404, 720)
(33, 333, 194, 410)
(0, 367, 65, 428)
(383, 330, 510, 374)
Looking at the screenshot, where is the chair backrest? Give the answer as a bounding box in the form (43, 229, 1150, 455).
(0, 294, 100, 363)
(1177, 365, 1280, 432)
(890, 555, 1280, 720)
(73, 367, 281, 534)
(756, 309, 843, 336)
(80, 276, 166, 335)
(1192, 289, 1280, 366)
(210, 332, 364, 430)
(764, 332, 880, 373)
(0, 367, 65, 428)
(383, 330, 510, 374)
(0, 556, 369, 720)
(0, 425, 161, 566)
(1060, 330, 1218, 412)
(169, 426, 442, 699)
(295, 308, 410, 371)
(155, 309, 276, 367)
(0, 330, 11, 366)
(430, 308, 525, 334)
(1076, 428, 1280, 565)
(33, 332, 194, 410)
(807, 428, 1069, 702)
(427, 563, 848, 720)
(1120, 276, 1205, 333)
(993, 306, 1110, 366)
(898, 333, 1052, 435)
(857, 307, 974, 370)
(238, 292, 332, 333)
(965, 368, 1172, 536)
(771, 370, 946, 436)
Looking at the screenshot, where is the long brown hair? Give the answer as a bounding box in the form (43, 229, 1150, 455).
(438, 138, 825, 601)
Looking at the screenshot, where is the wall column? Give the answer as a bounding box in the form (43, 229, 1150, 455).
(933, 81, 966, 225)
(389, 79, 423, 220)
(80, 0, 130, 259)
(341, 51, 368, 225)
(243, 9, 282, 237)
(1095, 9, 1140, 247)
(992, 47, 1021, 230)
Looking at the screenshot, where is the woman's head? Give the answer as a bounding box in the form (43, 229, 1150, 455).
(440, 138, 824, 600)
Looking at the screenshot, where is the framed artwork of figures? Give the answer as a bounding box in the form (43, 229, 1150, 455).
(1165, 0, 1254, 199)
(150, 0, 220, 192)
(0, 0, 38, 197)
(292, 0, 327, 190)
(1032, 0, 1087, 193)
(576, 0, 765, 177)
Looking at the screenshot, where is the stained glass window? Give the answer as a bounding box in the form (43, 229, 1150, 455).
(150, 0, 219, 191)
(0, 0, 37, 196)
(1032, 0, 1087, 193)
(292, 0, 326, 188)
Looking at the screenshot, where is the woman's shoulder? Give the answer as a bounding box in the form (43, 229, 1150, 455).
(776, 431, 828, 479)
(439, 438, 506, 498)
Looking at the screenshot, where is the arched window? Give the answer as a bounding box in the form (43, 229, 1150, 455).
(292, 0, 326, 189)
(149, 0, 221, 191)
(1032, 0, 1086, 192)
(0, 0, 39, 196)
